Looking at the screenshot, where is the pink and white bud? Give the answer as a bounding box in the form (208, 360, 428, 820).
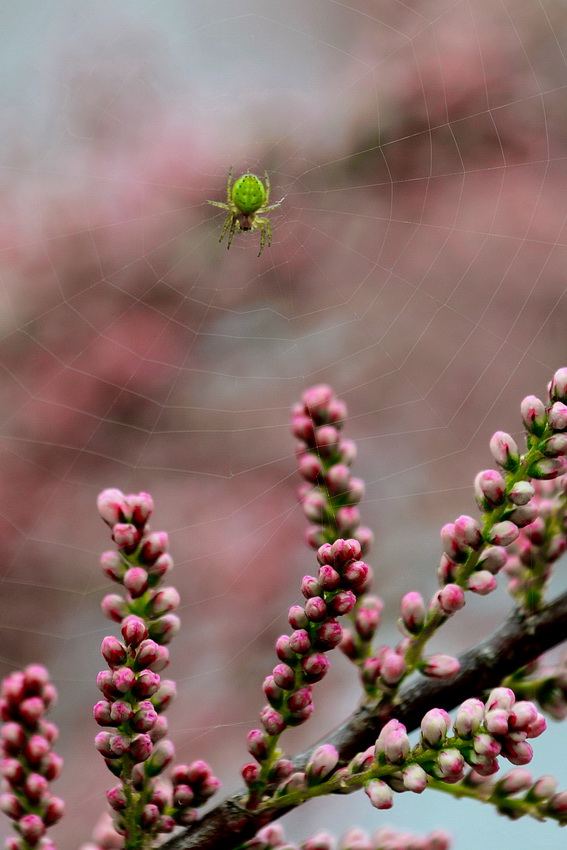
(527, 456, 566, 480)
(317, 564, 341, 590)
(111, 667, 136, 694)
(503, 739, 533, 765)
(437, 749, 465, 779)
(109, 700, 134, 725)
(521, 395, 547, 433)
(302, 491, 328, 523)
(508, 481, 535, 506)
(101, 636, 127, 668)
(131, 702, 158, 733)
(301, 575, 322, 598)
(149, 587, 180, 616)
(24, 735, 50, 766)
(126, 491, 154, 526)
(402, 763, 428, 793)
(129, 733, 153, 763)
(509, 503, 539, 528)
(547, 790, 567, 815)
(329, 589, 356, 615)
(18, 813, 46, 844)
(146, 740, 175, 777)
(490, 431, 520, 470)
(111, 523, 139, 550)
(474, 469, 506, 508)
(454, 515, 483, 550)
(247, 729, 268, 762)
(121, 615, 148, 647)
(531, 775, 558, 800)
(314, 425, 340, 454)
(342, 559, 370, 591)
(123, 568, 149, 598)
(382, 723, 411, 765)
(467, 571, 497, 595)
(148, 614, 181, 644)
(335, 506, 360, 534)
(454, 699, 484, 737)
(101, 594, 129, 624)
(365, 779, 393, 809)
(548, 401, 567, 431)
(478, 546, 508, 574)
(498, 767, 533, 794)
(0, 793, 23, 819)
(259, 707, 286, 736)
(147, 553, 173, 580)
(488, 521, 520, 547)
(306, 744, 339, 782)
(289, 629, 311, 655)
(484, 708, 509, 735)
(140, 532, 169, 564)
(301, 653, 330, 683)
(550, 367, 567, 403)
(355, 596, 383, 640)
(437, 584, 465, 615)
(421, 654, 460, 680)
(380, 651, 406, 687)
(298, 453, 323, 485)
(305, 596, 328, 622)
(325, 464, 351, 495)
(508, 700, 538, 731)
(292, 413, 315, 442)
(420, 708, 451, 747)
(275, 635, 295, 662)
(486, 687, 516, 711)
(473, 733, 501, 759)
(543, 433, 567, 457)
(132, 670, 161, 699)
(272, 664, 295, 690)
(314, 619, 343, 649)
(18, 697, 45, 725)
(100, 551, 126, 583)
(241, 762, 261, 787)
(288, 605, 308, 629)
(400, 591, 425, 633)
(97, 489, 127, 526)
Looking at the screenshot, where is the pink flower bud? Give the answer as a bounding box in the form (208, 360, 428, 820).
(305, 526, 326, 550)
(126, 491, 154, 526)
(288, 687, 312, 712)
(478, 546, 507, 574)
(289, 629, 311, 655)
(437, 584, 465, 614)
(97, 489, 127, 526)
(247, 729, 268, 762)
(488, 521, 520, 547)
(325, 464, 351, 495)
(421, 654, 460, 680)
(490, 431, 520, 470)
(454, 515, 483, 550)
(18, 813, 46, 844)
(317, 564, 341, 590)
(365, 779, 393, 809)
(473, 733, 501, 758)
(272, 664, 295, 690)
(136, 640, 162, 670)
(0, 792, 23, 819)
(101, 636, 127, 668)
(454, 698, 484, 737)
(24, 735, 50, 766)
(112, 667, 136, 694)
(101, 594, 129, 623)
(503, 739, 533, 765)
(241, 762, 261, 787)
(328, 589, 356, 615)
(123, 567, 149, 597)
(292, 413, 315, 442)
(402, 764, 428, 793)
(131, 702, 158, 732)
(531, 775, 558, 800)
(331, 537, 361, 565)
(141, 804, 160, 828)
(498, 767, 533, 794)
(302, 491, 328, 523)
(475, 469, 506, 508)
(109, 700, 134, 724)
(259, 707, 286, 736)
(301, 575, 322, 598)
(106, 785, 128, 812)
(342, 559, 369, 590)
(527, 456, 566, 480)
(150, 587, 180, 616)
(314, 619, 343, 649)
(121, 615, 148, 647)
(400, 591, 425, 633)
(288, 605, 308, 629)
(148, 614, 181, 644)
(467, 571, 497, 595)
(129, 733, 153, 763)
(100, 551, 126, 583)
(18, 697, 45, 725)
(275, 635, 295, 661)
(440, 523, 468, 563)
(263, 674, 282, 705)
(521, 395, 547, 433)
(484, 708, 509, 735)
(301, 653, 330, 683)
(335, 506, 360, 534)
(146, 740, 175, 777)
(437, 748, 465, 779)
(305, 596, 328, 622)
(544, 433, 567, 457)
(1, 722, 25, 754)
(382, 723, 411, 764)
(111, 523, 139, 550)
(486, 687, 515, 711)
(380, 651, 406, 686)
(299, 454, 323, 483)
(306, 744, 339, 782)
(508, 700, 538, 730)
(132, 670, 161, 698)
(548, 401, 567, 431)
(420, 708, 451, 747)
(508, 481, 535, 506)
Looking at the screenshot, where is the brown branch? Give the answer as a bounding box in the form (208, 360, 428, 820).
(161, 590, 567, 850)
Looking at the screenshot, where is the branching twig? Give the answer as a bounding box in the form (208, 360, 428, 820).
(161, 589, 567, 850)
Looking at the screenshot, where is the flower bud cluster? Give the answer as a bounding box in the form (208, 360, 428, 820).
(95, 489, 219, 843)
(243, 822, 451, 850)
(0, 665, 64, 850)
(437, 370, 567, 610)
(291, 385, 373, 555)
(243, 538, 371, 807)
(478, 765, 567, 824)
(360, 689, 548, 811)
(502, 475, 567, 610)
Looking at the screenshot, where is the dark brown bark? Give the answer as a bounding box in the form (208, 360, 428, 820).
(162, 590, 567, 850)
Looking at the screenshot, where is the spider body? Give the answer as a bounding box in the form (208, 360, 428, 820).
(207, 168, 281, 257)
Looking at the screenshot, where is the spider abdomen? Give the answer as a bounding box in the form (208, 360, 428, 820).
(231, 174, 266, 215)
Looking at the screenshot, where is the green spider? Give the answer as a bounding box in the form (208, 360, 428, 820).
(206, 168, 281, 257)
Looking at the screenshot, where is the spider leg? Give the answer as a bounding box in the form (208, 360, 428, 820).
(254, 217, 272, 257)
(226, 166, 233, 203)
(264, 170, 271, 205)
(260, 203, 281, 213)
(218, 212, 234, 245)
(207, 201, 230, 210)
(225, 215, 239, 250)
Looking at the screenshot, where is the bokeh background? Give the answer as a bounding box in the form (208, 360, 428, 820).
(1, 1, 567, 848)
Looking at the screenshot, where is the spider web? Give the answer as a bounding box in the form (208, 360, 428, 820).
(1, 1, 567, 848)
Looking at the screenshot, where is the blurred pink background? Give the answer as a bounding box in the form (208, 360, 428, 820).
(1, 1, 567, 848)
